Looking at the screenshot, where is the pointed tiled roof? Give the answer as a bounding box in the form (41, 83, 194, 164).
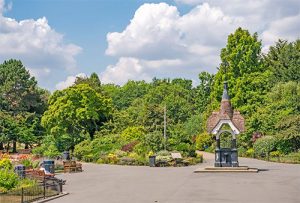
(207, 81, 245, 134)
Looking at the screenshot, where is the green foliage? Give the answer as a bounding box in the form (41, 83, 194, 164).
(246, 148, 254, 157)
(210, 27, 263, 108)
(42, 84, 113, 151)
(17, 178, 38, 189)
(144, 131, 164, 152)
(73, 140, 92, 161)
(120, 126, 145, 143)
(253, 136, 277, 156)
(0, 59, 37, 112)
(264, 39, 300, 83)
(196, 132, 213, 150)
(195, 72, 214, 113)
(43, 144, 61, 158)
(0, 170, 19, 190)
(0, 158, 13, 170)
(270, 151, 281, 157)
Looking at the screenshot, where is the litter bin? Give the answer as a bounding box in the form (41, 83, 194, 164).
(14, 165, 26, 178)
(149, 156, 156, 167)
(63, 151, 70, 160)
(43, 160, 55, 174)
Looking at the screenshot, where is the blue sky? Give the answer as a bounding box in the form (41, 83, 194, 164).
(0, 0, 299, 90)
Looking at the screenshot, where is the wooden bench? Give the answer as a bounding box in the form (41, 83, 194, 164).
(63, 161, 82, 173)
(26, 169, 55, 182)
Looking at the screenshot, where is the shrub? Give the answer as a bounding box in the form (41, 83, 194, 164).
(113, 150, 127, 158)
(275, 135, 294, 154)
(120, 126, 145, 143)
(118, 157, 136, 165)
(0, 170, 19, 190)
(196, 153, 203, 163)
(107, 153, 119, 164)
(18, 178, 38, 189)
(183, 157, 201, 165)
(91, 135, 121, 154)
(133, 143, 147, 155)
(20, 158, 33, 168)
(0, 158, 13, 170)
(253, 136, 277, 157)
(144, 131, 164, 152)
(43, 144, 61, 158)
(270, 151, 281, 157)
(175, 143, 190, 153)
(74, 140, 92, 161)
(284, 152, 300, 162)
(128, 152, 147, 165)
(246, 148, 254, 157)
(196, 132, 214, 151)
(121, 141, 139, 152)
(238, 146, 247, 157)
(156, 155, 172, 163)
(156, 150, 170, 156)
(32, 145, 46, 156)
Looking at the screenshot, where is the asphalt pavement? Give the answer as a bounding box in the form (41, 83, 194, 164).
(53, 152, 300, 203)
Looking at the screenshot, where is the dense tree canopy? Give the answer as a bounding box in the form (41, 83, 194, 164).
(0, 60, 47, 152)
(42, 84, 112, 151)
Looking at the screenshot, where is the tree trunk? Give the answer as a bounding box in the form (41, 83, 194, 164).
(6, 142, 10, 152)
(0, 142, 3, 150)
(12, 140, 17, 153)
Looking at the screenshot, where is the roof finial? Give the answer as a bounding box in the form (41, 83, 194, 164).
(222, 81, 230, 100)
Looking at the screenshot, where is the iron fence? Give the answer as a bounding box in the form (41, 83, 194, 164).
(0, 177, 63, 203)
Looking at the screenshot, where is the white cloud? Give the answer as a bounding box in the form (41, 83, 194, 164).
(55, 73, 87, 90)
(103, 1, 300, 85)
(262, 14, 300, 47)
(101, 57, 151, 85)
(103, 3, 241, 85)
(0, 0, 81, 89)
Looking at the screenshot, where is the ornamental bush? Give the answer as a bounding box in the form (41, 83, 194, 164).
(0, 158, 13, 170)
(253, 136, 277, 156)
(0, 170, 19, 191)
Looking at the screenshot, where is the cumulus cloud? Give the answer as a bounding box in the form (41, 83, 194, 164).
(102, 1, 300, 85)
(103, 3, 241, 85)
(262, 14, 300, 47)
(0, 0, 81, 89)
(55, 73, 87, 90)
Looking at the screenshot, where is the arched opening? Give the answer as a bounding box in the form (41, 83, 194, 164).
(220, 131, 232, 149)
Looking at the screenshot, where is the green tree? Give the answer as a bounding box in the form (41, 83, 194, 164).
(75, 72, 102, 92)
(0, 59, 44, 152)
(210, 28, 263, 108)
(264, 39, 300, 83)
(42, 84, 112, 151)
(246, 81, 300, 150)
(194, 72, 214, 113)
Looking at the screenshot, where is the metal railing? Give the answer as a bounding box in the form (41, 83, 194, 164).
(0, 177, 63, 203)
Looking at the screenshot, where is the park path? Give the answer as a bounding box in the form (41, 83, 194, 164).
(53, 153, 300, 203)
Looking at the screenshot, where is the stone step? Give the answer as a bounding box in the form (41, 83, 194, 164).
(204, 166, 249, 170)
(194, 167, 259, 173)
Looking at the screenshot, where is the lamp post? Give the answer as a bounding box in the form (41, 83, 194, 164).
(163, 105, 167, 151)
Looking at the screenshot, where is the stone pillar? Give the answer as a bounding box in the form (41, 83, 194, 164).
(215, 137, 221, 167)
(215, 147, 221, 167)
(231, 139, 239, 167)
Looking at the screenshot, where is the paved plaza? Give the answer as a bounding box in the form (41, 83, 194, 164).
(54, 153, 300, 203)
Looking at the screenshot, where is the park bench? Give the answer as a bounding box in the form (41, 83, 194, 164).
(26, 169, 55, 182)
(63, 161, 82, 173)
